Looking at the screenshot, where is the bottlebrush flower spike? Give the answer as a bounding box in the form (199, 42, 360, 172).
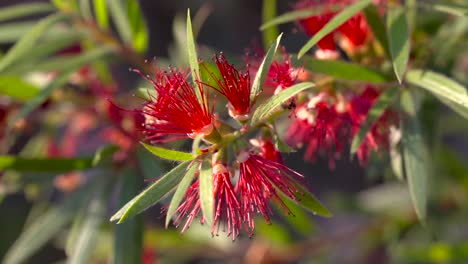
(173, 180, 203, 233)
(236, 149, 303, 231)
(203, 53, 251, 119)
(135, 67, 213, 143)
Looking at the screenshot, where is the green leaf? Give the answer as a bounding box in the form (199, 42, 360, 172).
(68, 179, 110, 264)
(141, 142, 194, 161)
(3, 184, 93, 264)
(92, 144, 120, 166)
(107, 0, 132, 45)
(93, 0, 109, 29)
(186, 9, 203, 104)
(127, 0, 148, 52)
(363, 5, 390, 57)
(281, 181, 332, 217)
(386, 6, 410, 83)
(0, 3, 54, 22)
(136, 87, 156, 100)
(165, 162, 199, 227)
(111, 160, 191, 223)
(302, 56, 390, 83)
(262, 0, 279, 50)
(0, 13, 67, 73)
(0, 155, 93, 172)
(199, 159, 213, 226)
(250, 33, 283, 102)
(0, 22, 37, 43)
(420, 2, 468, 17)
(79, 0, 92, 21)
(350, 88, 399, 154)
(137, 145, 164, 180)
(250, 82, 315, 125)
(0, 77, 40, 101)
(298, 0, 373, 58)
(114, 169, 143, 264)
(401, 90, 428, 221)
(406, 70, 468, 119)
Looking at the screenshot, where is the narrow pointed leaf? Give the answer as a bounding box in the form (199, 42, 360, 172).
(298, 0, 372, 58)
(186, 9, 203, 103)
(107, 0, 132, 45)
(0, 77, 40, 100)
(114, 169, 143, 264)
(0, 155, 93, 172)
(420, 2, 468, 17)
(350, 88, 399, 154)
(262, 0, 279, 50)
(251, 33, 282, 102)
(111, 161, 191, 223)
(199, 159, 214, 226)
(281, 181, 332, 217)
(386, 6, 410, 83)
(127, 0, 148, 52)
(0, 22, 37, 43)
(93, 0, 109, 29)
(363, 5, 390, 57)
(3, 185, 92, 264)
(401, 90, 428, 221)
(406, 69, 468, 119)
(0, 13, 67, 73)
(0, 3, 54, 22)
(250, 82, 315, 125)
(303, 57, 390, 83)
(141, 142, 194, 161)
(260, 9, 318, 30)
(165, 163, 199, 227)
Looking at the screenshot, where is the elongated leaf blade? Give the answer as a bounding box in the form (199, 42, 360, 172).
(186, 9, 203, 103)
(251, 33, 283, 102)
(114, 169, 143, 264)
(93, 0, 109, 29)
(260, 9, 318, 30)
(0, 13, 66, 73)
(165, 163, 199, 227)
(0, 3, 54, 22)
(111, 161, 191, 223)
(107, 0, 132, 45)
(0, 155, 93, 172)
(401, 90, 428, 220)
(141, 142, 194, 161)
(406, 69, 468, 119)
(199, 159, 213, 226)
(3, 185, 92, 264)
(363, 5, 390, 57)
(127, 0, 148, 52)
(303, 57, 390, 82)
(281, 181, 332, 217)
(0, 22, 37, 43)
(386, 6, 410, 83)
(350, 88, 399, 154)
(262, 0, 279, 50)
(250, 82, 315, 125)
(298, 0, 372, 58)
(0, 77, 39, 100)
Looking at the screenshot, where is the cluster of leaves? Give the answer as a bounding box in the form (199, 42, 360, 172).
(0, 0, 467, 263)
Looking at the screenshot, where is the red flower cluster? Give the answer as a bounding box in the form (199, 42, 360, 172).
(287, 86, 397, 167)
(295, 0, 370, 57)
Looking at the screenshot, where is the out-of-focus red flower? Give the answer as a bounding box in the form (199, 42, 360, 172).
(135, 67, 213, 143)
(295, 0, 370, 57)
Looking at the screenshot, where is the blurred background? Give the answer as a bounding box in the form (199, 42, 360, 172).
(1, 0, 467, 263)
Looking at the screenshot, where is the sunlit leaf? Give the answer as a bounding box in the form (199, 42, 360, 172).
(401, 90, 428, 221)
(127, 0, 148, 52)
(93, 0, 109, 29)
(165, 163, 199, 227)
(386, 6, 410, 83)
(406, 69, 468, 119)
(281, 181, 332, 217)
(262, 0, 279, 50)
(111, 161, 191, 223)
(350, 87, 399, 154)
(186, 9, 203, 103)
(0, 3, 54, 22)
(199, 159, 213, 226)
(298, 0, 372, 58)
(250, 82, 315, 125)
(0, 13, 67, 73)
(0, 77, 40, 101)
(302, 57, 390, 83)
(141, 142, 194, 161)
(251, 33, 282, 102)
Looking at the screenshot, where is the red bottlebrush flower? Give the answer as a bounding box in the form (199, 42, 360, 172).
(236, 151, 303, 231)
(286, 94, 350, 168)
(295, 0, 369, 56)
(136, 67, 213, 143)
(212, 163, 243, 240)
(267, 53, 299, 94)
(203, 53, 251, 119)
(348, 86, 396, 165)
(173, 180, 203, 233)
